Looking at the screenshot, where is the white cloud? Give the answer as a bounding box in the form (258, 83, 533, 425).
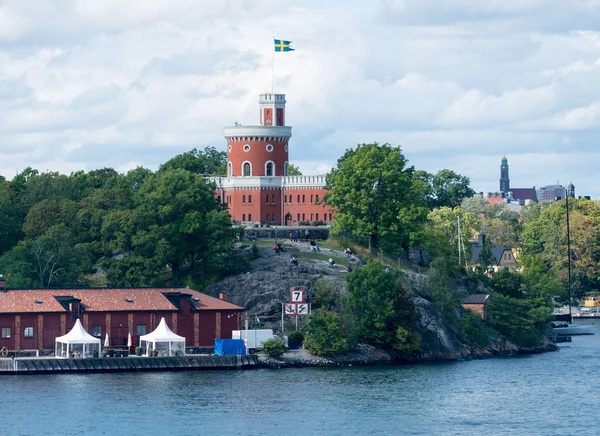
(0, 0, 600, 198)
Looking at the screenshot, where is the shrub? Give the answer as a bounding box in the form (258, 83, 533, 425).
(251, 243, 260, 259)
(304, 311, 347, 356)
(312, 279, 339, 311)
(287, 330, 305, 348)
(262, 338, 286, 358)
(460, 310, 491, 347)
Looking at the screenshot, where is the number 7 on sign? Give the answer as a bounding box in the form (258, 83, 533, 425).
(291, 289, 304, 302)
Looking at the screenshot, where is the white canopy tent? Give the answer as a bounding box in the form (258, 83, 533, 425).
(139, 317, 185, 357)
(55, 319, 102, 358)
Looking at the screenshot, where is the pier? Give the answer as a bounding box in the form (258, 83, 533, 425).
(0, 354, 258, 375)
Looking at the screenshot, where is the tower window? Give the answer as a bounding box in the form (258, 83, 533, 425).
(243, 162, 251, 176)
(227, 162, 232, 177)
(266, 195, 270, 204)
(271, 195, 276, 204)
(316, 195, 319, 203)
(284, 162, 288, 176)
(248, 195, 252, 204)
(242, 214, 246, 221)
(302, 195, 305, 203)
(297, 194, 300, 203)
(311, 195, 314, 204)
(266, 162, 273, 176)
(266, 144, 274, 152)
(248, 214, 252, 221)
(243, 144, 251, 152)
(242, 195, 246, 204)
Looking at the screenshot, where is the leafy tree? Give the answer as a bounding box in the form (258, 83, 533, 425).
(159, 147, 226, 176)
(304, 310, 348, 356)
(288, 164, 302, 176)
(491, 268, 523, 298)
(477, 236, 496, 273)
(427, 256, 460, 320)
(344, 260, 421, 355)
(424, 206, 475, 268)
(312, 279, 340, 311)
(325, 143, 427, 256)
(486, 294, 549, 347)
(419, 169, 475, 209)
(129, 169, 234, 284)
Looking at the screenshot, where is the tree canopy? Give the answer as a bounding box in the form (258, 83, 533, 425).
(325, 143, 428, 256)
(0, 147, 236, 289)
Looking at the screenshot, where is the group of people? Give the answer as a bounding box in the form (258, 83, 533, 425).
(289, 229, 311, 243)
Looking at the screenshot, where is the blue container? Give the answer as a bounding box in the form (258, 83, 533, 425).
(215, 339, 246, 356)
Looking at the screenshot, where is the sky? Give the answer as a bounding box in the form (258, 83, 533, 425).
(1, 0, 600, 197)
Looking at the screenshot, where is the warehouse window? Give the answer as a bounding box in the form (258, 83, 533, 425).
(92, 326, 102, 337)
(24, 327, 34, 338)
(1, 327, 10, 339)
(136, 325, 146, 336)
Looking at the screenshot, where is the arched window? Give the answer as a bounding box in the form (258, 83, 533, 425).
(265, 161, 274, 177)
(227, 162, 232, 177)
(284, 161, 289, 176)
(243, 162, 251, 177)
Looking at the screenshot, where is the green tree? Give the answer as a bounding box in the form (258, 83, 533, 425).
(419, 169, 475, 209)
(159, 147, 227, 176)
(325, 143, 428, 256)
(344, 260, 421, 355)
(312, 279, 340, 311)
(491, 268, 523, 298)
(424, 206, 475, 268)
(304, 310, 348, 356)
(427, 256, 460, 320)
(288, 164, 302, 176)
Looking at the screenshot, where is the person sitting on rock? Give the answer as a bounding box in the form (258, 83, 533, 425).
(273, 243, 280, 254)
(290, 256, 298, 266)
(344, 248, 353, 256)
(277, 242, 284, 252)
(347, 264, 353, 273)
(328, 257, 335, 266)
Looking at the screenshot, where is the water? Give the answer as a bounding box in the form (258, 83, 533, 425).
(5, 323, 600, 436)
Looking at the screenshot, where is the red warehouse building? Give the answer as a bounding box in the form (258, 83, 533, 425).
(212, 92, 333, 226)
(0, 284, 242, 352)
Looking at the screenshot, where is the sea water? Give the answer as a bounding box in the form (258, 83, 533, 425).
(5, 320, 599, 436)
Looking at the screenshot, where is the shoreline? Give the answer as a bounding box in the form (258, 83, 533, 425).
(258, 339, 559, 369)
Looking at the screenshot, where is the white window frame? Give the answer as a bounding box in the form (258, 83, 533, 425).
(265, 160, 275, 177)
(284, 161, 289, 176)
(242, 161, 252, 177)
(227, 162, 232, 177)
(243, 144, 251, 152)
(266, 144, 274, 152)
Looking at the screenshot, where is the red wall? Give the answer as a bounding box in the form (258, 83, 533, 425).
(228, 138, 289, 177)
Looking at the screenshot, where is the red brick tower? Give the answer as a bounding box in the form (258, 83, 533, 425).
(225, 93, 291, 178)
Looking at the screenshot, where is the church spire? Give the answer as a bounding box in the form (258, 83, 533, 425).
(500, 156, 510, 193)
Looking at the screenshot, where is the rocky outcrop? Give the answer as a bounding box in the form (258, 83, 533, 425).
(206, 242, 557, 366)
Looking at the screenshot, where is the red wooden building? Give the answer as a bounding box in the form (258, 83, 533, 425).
(0, 284, 242, 352)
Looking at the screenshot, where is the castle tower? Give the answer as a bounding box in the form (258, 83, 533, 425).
(500, 156, 510, 193)
(567, 182, 575, 198)
(224, 93, 292, 178)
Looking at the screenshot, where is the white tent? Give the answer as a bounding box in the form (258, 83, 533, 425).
(139, 317, 186, 357)
(55, 319, 102, 359)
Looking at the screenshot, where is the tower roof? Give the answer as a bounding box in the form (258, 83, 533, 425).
(501, 157, 508, 165)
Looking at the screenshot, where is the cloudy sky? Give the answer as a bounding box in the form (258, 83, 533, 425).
(1, 0, 600, 197)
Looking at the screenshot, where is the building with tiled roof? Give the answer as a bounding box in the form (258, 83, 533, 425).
(470, 233, 518, 272)
(0, 286, 242, 352)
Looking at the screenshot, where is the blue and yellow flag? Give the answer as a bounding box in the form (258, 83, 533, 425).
(274, 39, 294, 52)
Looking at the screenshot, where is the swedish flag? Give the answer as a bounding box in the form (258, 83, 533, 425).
(274, 39, 294, 52)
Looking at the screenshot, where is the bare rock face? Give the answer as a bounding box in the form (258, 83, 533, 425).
(205, 244, 348, 322)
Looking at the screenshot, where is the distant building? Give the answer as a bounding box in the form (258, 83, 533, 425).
(497, 157, 537, 204)
(462, 294, 491, 319)
(537, 185, 567, 202)
(470, 233, 518, 272)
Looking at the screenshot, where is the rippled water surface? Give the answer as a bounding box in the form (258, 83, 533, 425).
(5, 321, 600, 436)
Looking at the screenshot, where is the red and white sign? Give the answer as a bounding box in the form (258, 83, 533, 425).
(290, 289, 305, 302)
(284, 303, 297, 315)
(297, 303, 309, 315)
